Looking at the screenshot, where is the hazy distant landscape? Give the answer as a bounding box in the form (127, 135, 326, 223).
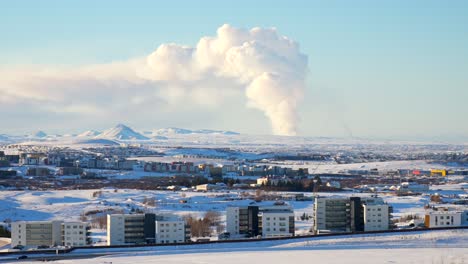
(1, 1, 467, 263)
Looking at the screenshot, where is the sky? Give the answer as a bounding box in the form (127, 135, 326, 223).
(1, 0, 467, 141)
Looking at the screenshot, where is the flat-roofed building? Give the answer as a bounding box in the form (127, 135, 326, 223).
(425, 210, 462, 228)
(314, 196, 392, 234)
(226, 204, 294, 238)
(107, 213, 190, 245)
(11, 221, 90, 248)
(155, 220, 190, 244)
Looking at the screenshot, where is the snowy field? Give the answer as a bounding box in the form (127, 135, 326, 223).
(0, 189, 426, 224)
(0, 184, 466, 224)
(37, 229, 468, 264)
(0, 189, 316, 237)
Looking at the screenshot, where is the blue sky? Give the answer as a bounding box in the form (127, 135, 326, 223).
(1, 1, 467, 140)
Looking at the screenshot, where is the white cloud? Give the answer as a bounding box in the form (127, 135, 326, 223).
(0, 24, 308, 135)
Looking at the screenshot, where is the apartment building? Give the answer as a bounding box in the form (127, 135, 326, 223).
(11, 221, 90, 248)
(155, 220, 190, 244)
(226, 204, 295, 238)
(313, 196, 392, 234)
(107, 213, 190, 245)
(107, 213, 156, 245)
(259, 206, 295, 237)
(62, 222, 92, 247)
(363, 203, 390, 231)
(424, 208, 466, 228)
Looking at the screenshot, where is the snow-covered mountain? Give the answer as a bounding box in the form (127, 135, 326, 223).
(31, 131, 47, 138)
(77, 130, 101, 138)
(0, 134, 11, 142)
(95, 124, 149, 140)
(152, 127, 239, 136)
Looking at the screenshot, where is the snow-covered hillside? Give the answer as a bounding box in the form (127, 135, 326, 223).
(30, 130, 47, 138)
(77, 130, 101, 138)
(95, 124, 149, 140)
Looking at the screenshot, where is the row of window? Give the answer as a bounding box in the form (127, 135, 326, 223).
(265, 228, 287, 232)
(367, 208, 383, 211)
(64, 225, 84, 229)
(265, 217, 287, 221)
(159, 229, 183, 233)
(159, 223, 182, 227)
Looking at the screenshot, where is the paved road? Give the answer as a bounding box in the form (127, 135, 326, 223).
(1, 252, 111, 262)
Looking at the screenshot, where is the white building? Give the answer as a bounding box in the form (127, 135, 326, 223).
(195, 184, 225, 192)
(226, 204, 294, 238)
(259, 206, 294, 238)
(107, 213, 190, 245)
(61, 222, 90, 246)
(107, 214, 150, 245)
(155, 220, 187, 244)
(425, 210, 462, 228)
(11, 221, 89, 248)
(363, 204, 390, 231)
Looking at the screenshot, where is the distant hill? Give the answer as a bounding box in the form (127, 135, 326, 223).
(73, 138, 120, 146)
(77, 130, 101, 138)
(153, 127, 239, 136)
(31, 131, 47, 138)
(95, 124, 149, 140)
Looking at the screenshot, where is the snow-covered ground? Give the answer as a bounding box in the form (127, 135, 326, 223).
(0, 184, 465, 223)
(45, 229, 468, 264)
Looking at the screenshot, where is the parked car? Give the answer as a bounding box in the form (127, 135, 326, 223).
(17, 255, 28, 259)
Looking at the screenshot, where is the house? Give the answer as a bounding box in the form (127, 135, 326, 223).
(11, 221, 90, 248)
(57, 167, 83, 176)
(196, 183, 225, 192)
(397, 182, 429, 194)
(256, 176, 291, 186)
(26, 167, 51, 177)
(0, 170, 16, 178)
(19, 153, 47, 166)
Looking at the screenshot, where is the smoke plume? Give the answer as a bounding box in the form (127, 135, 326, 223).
(0, 24, 308, 135)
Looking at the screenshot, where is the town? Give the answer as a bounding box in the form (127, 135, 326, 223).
(0, 133, 467, 254)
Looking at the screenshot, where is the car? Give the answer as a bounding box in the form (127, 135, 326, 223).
(12, 245, 24, 250)
(17, 255, 28, 259)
